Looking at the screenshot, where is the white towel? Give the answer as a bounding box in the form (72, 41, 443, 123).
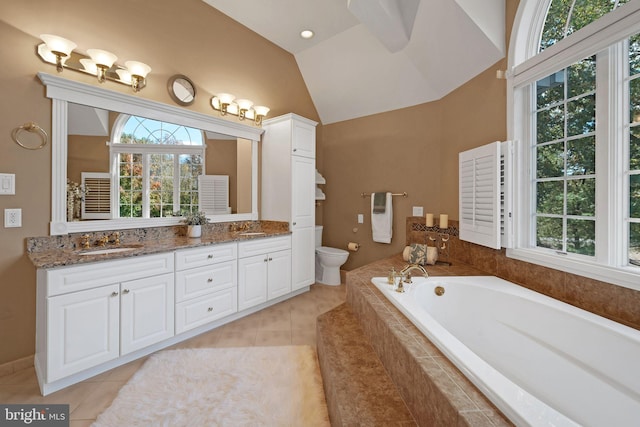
(371, 192, 393, 243)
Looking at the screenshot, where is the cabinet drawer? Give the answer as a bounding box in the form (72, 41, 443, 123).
(45, 253, 174, 297)
(175, 243, 237, 271)
(175, 260, 237, 303)
(175, 287, 237, 334)
(238, 235, 291, 258)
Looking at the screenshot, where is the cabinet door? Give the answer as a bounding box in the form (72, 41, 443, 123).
(47, 284, 120, 382)
(120, 273, 174, 355)
(292, 119, 316, 158)
(292, 226, 315, 290)
(238, 254, 268, 311)
(267, 249, 292, 300)
(291, 155, 315, 229)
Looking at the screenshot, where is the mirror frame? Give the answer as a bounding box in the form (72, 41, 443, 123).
(38, 72, 263, 236)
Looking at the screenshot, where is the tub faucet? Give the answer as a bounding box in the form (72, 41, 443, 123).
(400, 264, 429, 284)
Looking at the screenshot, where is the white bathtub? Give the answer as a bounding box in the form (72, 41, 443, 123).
(371, 275, 640, 427)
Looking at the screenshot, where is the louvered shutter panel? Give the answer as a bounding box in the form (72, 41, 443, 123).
(198, 175, 231, 215)
(81, 172, 111, 219)
(459, 141, 501, 249)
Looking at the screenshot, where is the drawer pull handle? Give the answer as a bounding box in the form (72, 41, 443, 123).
(207, 254, 214, 259)
(122, 289, 130, 294)
(207, 278, 213, 282)
(208, 307, 214, 312)
(111, 291, 119, 297)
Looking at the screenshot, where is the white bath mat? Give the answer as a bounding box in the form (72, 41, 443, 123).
(92, 345, 330, 427)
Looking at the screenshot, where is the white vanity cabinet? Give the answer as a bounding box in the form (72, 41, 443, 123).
(36, 253, 174, 387)
(262, 114, 317, 291)
(238, 236, 292, 310)
(174, 243, 238, 334)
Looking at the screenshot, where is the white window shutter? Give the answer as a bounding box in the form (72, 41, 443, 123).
(459, 141, 503, 249)
(81, 172, 111, 219)
(198, 175, 231, 215)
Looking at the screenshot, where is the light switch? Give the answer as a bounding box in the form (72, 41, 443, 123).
(357, 214, 364, 224)
(4, 208, 21, 228)
(413, 206, 424, 216)
(0, 174, 15, 195)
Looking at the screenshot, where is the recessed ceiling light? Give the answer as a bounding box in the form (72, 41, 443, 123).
(300, 30, 314, 39)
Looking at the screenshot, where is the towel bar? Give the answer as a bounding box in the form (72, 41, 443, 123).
(361, 192, 407, 198)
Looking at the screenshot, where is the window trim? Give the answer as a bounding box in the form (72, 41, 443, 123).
(507, 0, 640, 291)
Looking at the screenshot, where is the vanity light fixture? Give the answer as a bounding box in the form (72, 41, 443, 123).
(210, 94, 270, 126)
(39, 34, 76, 72)
(37, 34, 151, 92)
(86, 49, 117, 83)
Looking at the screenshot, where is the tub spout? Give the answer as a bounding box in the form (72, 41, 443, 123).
(400, 264, 429, 283)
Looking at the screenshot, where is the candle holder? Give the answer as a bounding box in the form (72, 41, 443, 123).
(427, 231, 451, 266)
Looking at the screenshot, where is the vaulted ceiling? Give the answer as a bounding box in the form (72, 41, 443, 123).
(202, 0, 506, 124)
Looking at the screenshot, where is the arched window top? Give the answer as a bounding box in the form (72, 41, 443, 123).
(113, 115, 204, 146)
(539, 0, 630, 51)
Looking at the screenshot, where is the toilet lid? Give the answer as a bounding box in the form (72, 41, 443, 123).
(316, 246, 349, 256)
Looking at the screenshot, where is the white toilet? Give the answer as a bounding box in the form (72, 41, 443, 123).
(315, 225, 349, 286)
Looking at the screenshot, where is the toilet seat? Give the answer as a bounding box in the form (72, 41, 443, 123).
(316, 246, 348, 256)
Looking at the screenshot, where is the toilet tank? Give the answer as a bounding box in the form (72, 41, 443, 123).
(315, 225, 323, 248)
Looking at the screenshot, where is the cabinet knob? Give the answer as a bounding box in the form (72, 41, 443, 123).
(264, 258, 268, 262)
(207, 278, 213, 282)
(207, 254, 214, 259)
(122, 289, 130, 294)
(268, 257, 273, 261)
(111, 291, 119, 297)
(292, 222, 297, 226)
(293, 148, 297, 152)
(208, 307, 214, 312)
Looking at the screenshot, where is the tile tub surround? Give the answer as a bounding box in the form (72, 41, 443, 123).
(316, 303, 416, 426)
(26, 220, 289, 269)
(345, 257, 512, 426)
(405, 217, 640, 331)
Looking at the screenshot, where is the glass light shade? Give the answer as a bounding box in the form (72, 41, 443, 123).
(236, 99, 254, 110)
(79, 58, 98, 74)
(217, 93, 236, 105)
(40, 34, 77, 56)
(87, 49, 117, 68)
(115, 69, 132, 83)
(254, 106, 270, 116)
(124, 60, 151, 78)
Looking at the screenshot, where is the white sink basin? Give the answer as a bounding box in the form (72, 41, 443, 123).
(238, 232, 266, 236)
(78, 247, 139, 256)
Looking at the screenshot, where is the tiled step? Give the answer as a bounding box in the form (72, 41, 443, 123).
(316, 303, 416, 426)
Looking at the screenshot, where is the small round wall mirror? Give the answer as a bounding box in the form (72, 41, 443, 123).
(168, 74, 196, 106)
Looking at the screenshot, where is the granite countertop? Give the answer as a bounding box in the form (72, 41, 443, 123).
(27, 222, 290, 270)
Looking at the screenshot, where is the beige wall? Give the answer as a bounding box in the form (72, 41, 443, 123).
(320, 1, 518, 270)
(0, 0, 318, 365)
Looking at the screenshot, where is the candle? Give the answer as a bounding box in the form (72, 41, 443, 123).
(426, 213, 434, 227)
(439, 214, 448, 229)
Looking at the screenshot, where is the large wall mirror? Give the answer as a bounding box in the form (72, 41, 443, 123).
(39, 73, 263, 235)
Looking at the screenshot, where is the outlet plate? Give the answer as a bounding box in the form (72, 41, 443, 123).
(412, 206, 424, 216)
(4, 208, 21, 228)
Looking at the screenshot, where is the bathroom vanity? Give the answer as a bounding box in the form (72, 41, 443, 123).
(31, 231, 300, 395)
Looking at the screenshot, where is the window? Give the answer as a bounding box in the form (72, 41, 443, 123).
(111, 116, 204, 219)
(509, 0, 640, 288)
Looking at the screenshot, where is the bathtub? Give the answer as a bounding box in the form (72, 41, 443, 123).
(371, 275, 640, 427)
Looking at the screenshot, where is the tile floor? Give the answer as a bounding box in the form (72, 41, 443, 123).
(0, 283, 346, 426)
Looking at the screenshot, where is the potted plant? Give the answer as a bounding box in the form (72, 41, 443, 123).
(181, 211, 209, 238)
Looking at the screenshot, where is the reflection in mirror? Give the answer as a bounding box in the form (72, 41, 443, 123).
(38, 71, 263, 235)
(66, 103, 253, 222)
